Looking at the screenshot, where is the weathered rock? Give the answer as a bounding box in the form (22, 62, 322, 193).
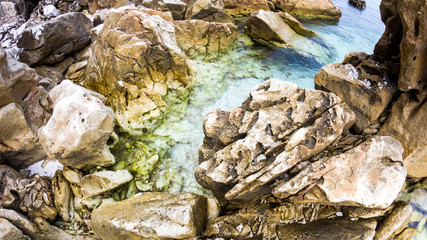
(0, 218, 30, 240)
(34, 66, 63, 88)
(277, 12, 318, 37)
(0, 2, 19, 25)
(394, 227, 416, 240)
(196, 79, 355, 202)
(222, 0, 269, 16)
(343, 206, 390, 219)
(0, 165, 23, 209)
(185, 0, 233, 23)
(273, 136, 406, 209)
(52, 170, 73, 222)
(17, 12, 93, 66)
(91, 192, 207, 239)
(141, 0, 188, 20)
(84, 6, 193, 133)
(64, 60, 87, 83)
(349, 0, 366, 9)
(39, 80, 115, 169)
(379, 92, 427, 178)
(314, 52, 398, 132)
(374, 201, 413, 240)
(272, 0, 342, 19)
(174, 20, 238, 56)
(62, 167, 83, 198)
(81, 170, 133, 198)
(87, 0, 129, 13)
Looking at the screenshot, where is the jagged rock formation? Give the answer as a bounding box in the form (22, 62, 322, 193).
(141, 0, 188, 20)
(185, 0, 234, 23)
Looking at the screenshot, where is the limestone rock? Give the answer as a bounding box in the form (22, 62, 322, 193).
(87, 0, 129, 13)
(81, 170, 133, 198)
(185, 0, 233, 23)
(174, 20, 238, 56)
(84, 6, 193, 133)
(0, 218, 30, 240)
(141, 0, 187, 20)
(64, 60, 87, 84)
(0, 165, 23, 209)
(39, 80, 115, 169)
(17, 12, 93, 66)
(277, 12, 318, 37)
(222, 0, 269, 16)
(196, 79, 355, 202)
(314, 53, 398, 132)
(272, 0, 342, 19)
(273, 136, 406, 209)
(379, 92, 427, 178)
(349, 0, 366, 9)
(91, 192, 207, 239)
(53, 170, 73, 222)
(374, 201, 413, 240)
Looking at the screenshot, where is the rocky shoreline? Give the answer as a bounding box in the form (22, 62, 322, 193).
(0, 0, 426, 239)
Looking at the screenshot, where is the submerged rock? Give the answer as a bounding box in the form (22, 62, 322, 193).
(185, 0, 233, 23)
(81, 170, 133, 198)
(17, 12, 93, 66)
(174, 20, 238, 56)
(39, 80, 115, 169)
(196, 79, 355, 202)
(91, 192, 207, 239)
(272, 0, 342, 19)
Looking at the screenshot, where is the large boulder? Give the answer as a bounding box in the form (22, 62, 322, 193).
(222, 0, 269, 16)
(272, 0, 342, 19)
(185, 0, 233, 23)
(174, 20, 238, 56)
(39, 80, 115, 169)
(272, 136, 406, 209)
(196, 79, 356, 202)
(17, 12, 93, 66)
(379, 92, 427, 178)
(84, 6, 193, 133)
(141, 0, 188, 20)
(91, 192, 207, 239)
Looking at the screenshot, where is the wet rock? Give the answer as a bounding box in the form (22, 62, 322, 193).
(374, 201, 413, 240)
(185, 0, 233, 23)
(17, 12, 93, 66)
(17, 174, 57, 222)
(83, 6, 193, 133)
(0, 165, 23, 209)
(314, 53, 398, 132)
(273, 136, 406, 209)
(141, 0, 187, 20)
(39, 80, 115, 169)
(174, 20, 238, 56)
(379, 92, 427, 178)
(272, 0, 342, 19)
(0, 218, 30, 240)
(196, 79, 355, 202)
(81, 170, 133, 198)
(52, 170, 73, 222)
(349, 0, 366, 9)
(91, 192, 207, 239)
(222, 0, 269, 16)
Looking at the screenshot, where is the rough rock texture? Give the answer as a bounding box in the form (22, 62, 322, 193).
(81, 170, 133, 198)
(0, 165, 23, 209)
(374, 201, 413, 240)
(379, 92, 427, 177)
(314, 52, 398, 132)
(141, 0, 188, 20)
(87, 0, 129, 13)
(349, 0, 366, 9)
(52, 170, 73, 222)
(17, 12, 93, 66)
(39, 80, 115, 169)
(272, 0, 342, 19)
(0, 218, 30, 240)
(185, 0, 233, 23)
(84, 6, 193, 133)
(273, 136, 406, 209)
(91, 192, 207, 239)
(277, 11, 318, 37)
(0, 2, 19, 26)
(196, 79, 356, 202)
(222, 0, 269, 16)
(174, 20, 238, 56)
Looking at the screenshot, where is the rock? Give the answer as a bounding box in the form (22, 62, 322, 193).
(174, 20, 238, 56)
(349, 0, 366, 9)
(374, 201, 413, 240)
(83, 6, 193, 133)
(39, 80, 115, 169)
(196, 79, 355, 202)
(0, 218, 30, 240)
(185, 0, 233, 23)
(141, 0, 188, 20)
(245, 10, 331, 64)
(276, 12, 318, 37)
(0, 2, 19, 25)
(343, 206, 390, 219)
(81, 170, 133, 198)
(0, 165, 23, 209)
(314, 53, 398, 132)
(272, 0, 342, 19)
(393, 227, 416, 240)
(52, 170, 73, 222)
(34, 66, 63, 88)
(379, 92, 427, 177)
(62, 167, 83, 198)
(91, 192, 207, 239)
(87, 0, 129, 13)
(17, 12, 93, 66)
(222, 0, 269, 16)
(273, 136, 406, 209)
(65, 60, 87, 83)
